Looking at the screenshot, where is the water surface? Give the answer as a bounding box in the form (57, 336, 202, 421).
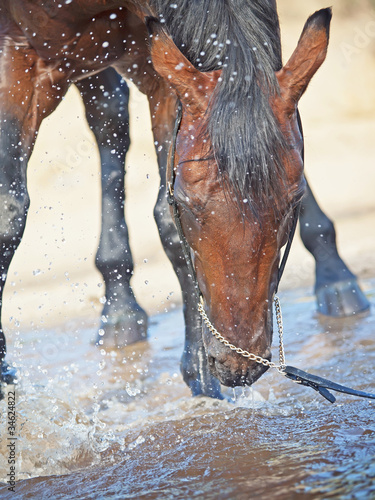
(0, 281, 374, 499)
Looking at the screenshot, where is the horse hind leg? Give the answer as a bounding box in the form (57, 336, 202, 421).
(76, 68, 148, 347)
(300, 180, 370, 317)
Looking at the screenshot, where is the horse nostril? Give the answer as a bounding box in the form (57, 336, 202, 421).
(208, 355, 216, 372)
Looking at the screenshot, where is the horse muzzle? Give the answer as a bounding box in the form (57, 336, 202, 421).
(206, 347, 272, 387)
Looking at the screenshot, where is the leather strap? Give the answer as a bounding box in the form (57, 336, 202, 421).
(276, 203, 300, 294)
(284, 365, 375, 404)
(167, 103, 200, 297)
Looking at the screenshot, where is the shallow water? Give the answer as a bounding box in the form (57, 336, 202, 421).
(0, 281, 374, 499)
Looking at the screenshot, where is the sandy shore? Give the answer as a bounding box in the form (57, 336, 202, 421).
(3, 0, 375, 332)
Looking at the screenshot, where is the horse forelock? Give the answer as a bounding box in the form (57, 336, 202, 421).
(151, 0, 288, 214)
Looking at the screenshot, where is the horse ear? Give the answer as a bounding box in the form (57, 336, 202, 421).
(146, 17, 220, 115)
(276, 8, 332, 115)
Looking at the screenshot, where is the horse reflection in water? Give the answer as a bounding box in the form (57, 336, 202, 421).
(0, 1, 369, 398)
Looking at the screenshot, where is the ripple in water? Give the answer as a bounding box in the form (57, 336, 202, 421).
(0, 281, 374, 499)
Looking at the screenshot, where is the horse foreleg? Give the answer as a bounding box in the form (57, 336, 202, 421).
(0, 44, 69, 396)
(76, 69, 147, 347)
(0, 136, 23, 396)
(148, 89, 222, 398)
(300, 180, 370, 316)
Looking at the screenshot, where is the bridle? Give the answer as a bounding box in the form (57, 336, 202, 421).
(167, 102, 298, 373)
(167, 102, 375, 403)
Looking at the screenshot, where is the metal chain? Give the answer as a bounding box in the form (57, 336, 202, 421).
(197, 295, 287, 374)
(273, 295, 286, 369)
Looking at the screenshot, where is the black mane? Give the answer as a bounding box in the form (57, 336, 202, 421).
(151, 0, 287, 211)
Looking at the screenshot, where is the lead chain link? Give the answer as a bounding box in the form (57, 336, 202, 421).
(198, 295, 287, 374)
(273, 295, 286, 369)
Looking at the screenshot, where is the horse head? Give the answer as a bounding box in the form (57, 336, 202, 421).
(148, 9, 331, 387)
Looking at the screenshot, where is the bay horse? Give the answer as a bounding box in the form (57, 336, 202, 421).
(0, 1, 369, 398)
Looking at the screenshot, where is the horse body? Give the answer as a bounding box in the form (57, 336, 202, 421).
(2, 1, 141, 80)
(0, 1, 370, 397)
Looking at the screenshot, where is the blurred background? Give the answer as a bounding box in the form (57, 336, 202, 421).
(3, 0, 375, 333)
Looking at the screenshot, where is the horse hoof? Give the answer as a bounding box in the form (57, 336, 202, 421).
(1, 361, 17, 385)
(190, 379, 224, 400)
(0, 362, 17, 399)
(316, 279, 370, 317)
(181, 349, 223, 399)
(95, 305, 148, 348)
